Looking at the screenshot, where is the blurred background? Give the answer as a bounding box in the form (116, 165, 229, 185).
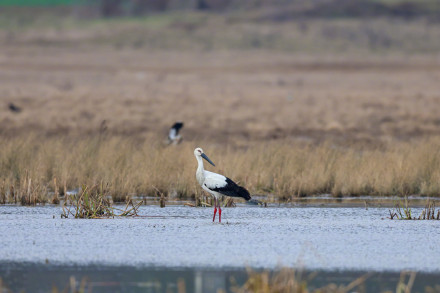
(1, 0, 440, 147)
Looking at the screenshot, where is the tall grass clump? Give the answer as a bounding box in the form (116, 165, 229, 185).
(2, 135, 440, 204)
(61, 185, 142, 218)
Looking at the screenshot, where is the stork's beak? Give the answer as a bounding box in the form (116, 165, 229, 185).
(201, 153, 215, 166)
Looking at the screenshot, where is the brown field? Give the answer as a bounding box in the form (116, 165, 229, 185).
(2, 46, 440, 146)
(1, 11, 440, 202)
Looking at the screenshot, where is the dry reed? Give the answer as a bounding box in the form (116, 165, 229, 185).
(50, 276, 89, 293)
(2, 136, 440, 204)
(233, 268, 421, 293)
(61, 184, 142, 218)
(389, 197, 440, 220)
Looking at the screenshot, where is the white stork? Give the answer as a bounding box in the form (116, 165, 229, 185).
(168, 122, 184, 145)
(194, 147, 251, 222)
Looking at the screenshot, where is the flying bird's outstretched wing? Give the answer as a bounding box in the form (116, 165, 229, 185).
(171, 122, 184, 133)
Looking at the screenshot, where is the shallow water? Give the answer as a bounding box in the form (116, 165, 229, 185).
(0, 204, 439, 272)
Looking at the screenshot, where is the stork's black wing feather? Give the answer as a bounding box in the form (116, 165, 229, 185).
(209, 177, 251, 201)
(171, 122, 184, 133)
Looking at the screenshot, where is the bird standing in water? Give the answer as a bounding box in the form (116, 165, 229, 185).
(194, 147, 251, 222)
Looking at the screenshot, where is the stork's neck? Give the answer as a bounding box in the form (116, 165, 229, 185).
(195, 155, 205, 186)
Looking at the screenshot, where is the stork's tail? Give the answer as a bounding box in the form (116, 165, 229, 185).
(238, 185, 251, 201)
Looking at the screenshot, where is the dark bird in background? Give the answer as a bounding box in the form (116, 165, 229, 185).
(8, 103, 21, 113)
(168, 122, 184, 145)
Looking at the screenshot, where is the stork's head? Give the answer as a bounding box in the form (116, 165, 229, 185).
(194, 147, 215, 166)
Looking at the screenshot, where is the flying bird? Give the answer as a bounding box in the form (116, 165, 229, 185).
(168, 122, 184, 145)
(8, 103, 21, 113)
(194, 147, 251, 222)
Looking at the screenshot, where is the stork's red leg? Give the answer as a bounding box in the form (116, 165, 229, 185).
(219, 206, 222, 223)
(212, 198, 217, 222)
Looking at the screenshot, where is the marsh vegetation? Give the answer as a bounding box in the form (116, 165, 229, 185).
(3, 137, 440, 203)
(60, 184, 142, 218)
(388, 197, 440, 220)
